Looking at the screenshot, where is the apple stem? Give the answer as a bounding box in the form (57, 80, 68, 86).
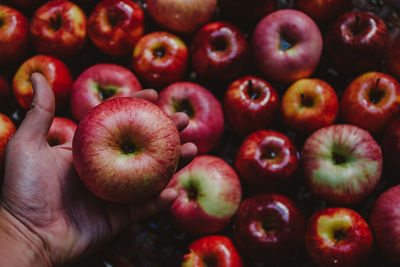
(374, 78, 381, 90)
(50, 14, 62, 31)
(246, 80, 260, 100)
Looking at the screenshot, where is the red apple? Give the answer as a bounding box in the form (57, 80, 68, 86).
(233, 193, 305, 264)
(70, 63, 142, 121)
(156, 82, 224, 154)
(166, 155, 241, 235)
(252, 9, 323, 84)
(0, 5, 28, 66)
(301, 124, 382, 205)
(281, 78, 339, 135)
(73, 97, 180, 203)
(47, 117, 77, 146)
(295, 0, 352, 24)
(146, 0, 217, 35)
(30, 0, 87, 58)
(387, 35, 400, 80)
(132, 31, 188, 89)
(306, 207, 373, 267)
(340, 72, 400, 135)
(182, 235, 243, 267)
(12, 55, 73, 111)
(190, 21, 250, 83)
(88, 0, 144, 57)
(0, 113, 16, 168)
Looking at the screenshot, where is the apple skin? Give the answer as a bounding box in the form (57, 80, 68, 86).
(340, 72, 400, 135)
(70, 63, 142, 121)
(252, 9, 323, 84)
(324, 11, 388, 75)
(294, 0, 352, 24)
(281, 78, 339, 135)
(233, 193, 305, 264)
(30, 0, 87, 58)
(132, 31, 188, 89)
(383, 115, 400, 171)
(190, 21, 250, 83)
(301, 124, 382, 205)
(73, 97, 180, 204)
(370, 185, 400, 264)
(306, 207, 373, 267)
(0, 113, 16, 168)
(47, 117, 77, 147)
(235, 130, 299, 192)
(166, 155, 242, 235)
(12, 55, 73, 111)
(182, 235, 243, 267)
(156, 82, 224, 154)
(146, 0, 217, 35)
(88, 0, 144, 57)
(387, 35, 400, 80)
(0, 5, 29, 66)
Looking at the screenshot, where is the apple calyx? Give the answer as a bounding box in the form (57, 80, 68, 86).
(183, 178, 201, 201)
(50, 14, 62, 31)
(173, 99, 195, 118)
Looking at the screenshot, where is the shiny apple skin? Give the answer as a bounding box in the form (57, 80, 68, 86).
(235, 130, 299, 192)
(190, 21, 250, 83)
(88, 0, 144, 56)
(0, 5, 28, 66)
(12, 55, 73, 111)
(132, 31, 188, 89)
(182, 235, 243, 267)
(324, 11, 388, 75)
(306, 207, 373, 267)
(30, 0, 87, 58)
(340, 72, 400, 135)
(281, 78, 339, 135)
(233, 193, 305, 264)
(47, 117, 77, 147)
(295, 0, 352, 24)
(387, 36, 400, 81)
(0, 113, 16, 168)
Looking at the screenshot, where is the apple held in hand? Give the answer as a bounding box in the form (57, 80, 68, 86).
(73, 97, 180, 203)
(301, 124, 382, 205)
(295, 0, 352, 24)
(47, 117, 77, 146)
(306, 207, 373, 267)
(70, 63, 142, 121)
(166, 155, 242, 235)
(0, 113, 16, 168)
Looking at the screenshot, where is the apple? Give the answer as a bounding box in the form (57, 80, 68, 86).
(166, 155, 242, 235)
(386, 35, 400, 80)
(233, 193, 305, 264)
(156, 82, 224, 154)
(146, 0, 217, 35)
(340, 72, 400, 135)
(252, 9, 323, 84)
(324, 11, 388, 75)
(281, 78, 339, 135)
(301, 124, 382, 205)
(0, 113, 16, 169)
(73, 97, 180, 203)
(383, 115, 400, 171)
(0, 5, 28, 66)
(70, 63, 142, 121)
(190, 21, 250, 83)
(182, 235, 243, 267)
(47, 117, 77, 146)
(306, 207, 373, 267)
(294, 0, 353, 24)
(12, 55, 73, 111)
(88, 0, 144, 57)
(30, 0, 87, 58)
(132, 31, 188, 89)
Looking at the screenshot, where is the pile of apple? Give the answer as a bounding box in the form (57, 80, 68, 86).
(1, 0, 400, 266)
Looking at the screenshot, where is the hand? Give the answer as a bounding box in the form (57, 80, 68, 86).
(0, 73, 197, 266)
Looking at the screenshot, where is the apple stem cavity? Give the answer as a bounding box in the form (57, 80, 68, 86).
(50, 14, 62, 31)
(107, 10, 122, 28)
(186, 181, 199, 201)
(96, 84, 117, 101)
(332, 152, 347, 165)
(173, 99, 195, 118)
(203, 256, 218, 267)
(120, 141, 136, 155)
(333, 228, 347, 243)
(300, 93, 314, 107)
(279, 32, 295, 51)
(369, 78, 384, 104)
(152, 46, 166, 58)
(246, 80, 261, 100)
(210, 36, 228, 52)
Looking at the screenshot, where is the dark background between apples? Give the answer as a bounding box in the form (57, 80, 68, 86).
(1, 0, 400, 266)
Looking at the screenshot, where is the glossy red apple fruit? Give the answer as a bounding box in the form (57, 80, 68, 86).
(156, 82, 224, 154)
(324, 11, 388, 75)
(70, 63, 142, 121)
(235, 130, 299, 192)
(146, 0, 217, 35)
(47, 117, 77, 146)
(301, 124, 382, 205)
(132, 31, 188, 89)
(281, 78, 339, 135)
(340, 72, 400, 135)
(30, 0, 87, 58)
(12, 55, 73, 111)
(252, 9, 323, 84)
(190, 21, 250, 83)
(306, 207, 373, 267)
(387, 35, 400, 80)
(0, 113, 16, 168)
(295, 0, 352, 24)
(182, 235, 243, 267)
(73, 97, 180, 203)
(88, 0, 144, 56)
(233, 193, 305, 264)
(0, 5, 28, 66)
(166, 155, 242, 235)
